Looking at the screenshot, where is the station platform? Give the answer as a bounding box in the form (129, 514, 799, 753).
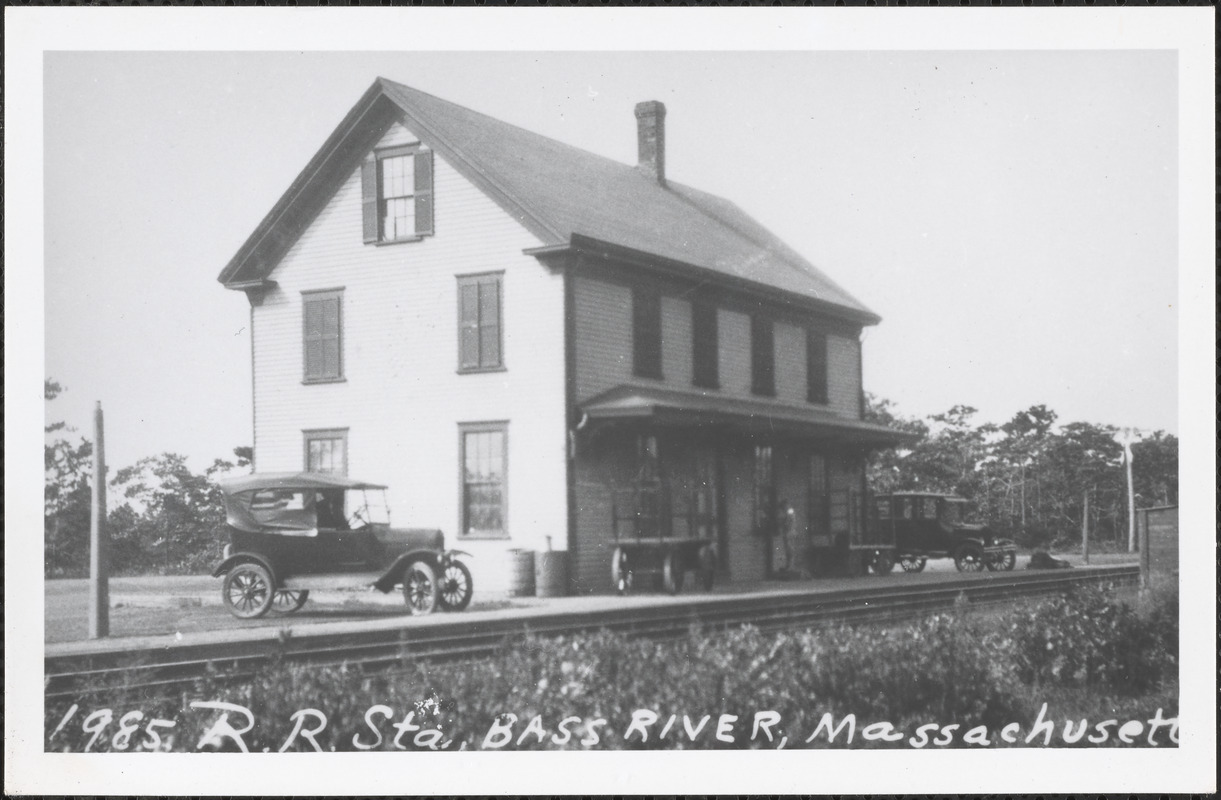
(44, 552, 1142, 660)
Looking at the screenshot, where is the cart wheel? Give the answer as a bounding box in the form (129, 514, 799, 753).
(222, 562, 275, 619)
(270, 589, 309, 615)
(438, 560, 473, 611)
(611, 547, 634, 595)
(401, 561, 439, 615)
(900, 555, 927, 573)
(662, 552, 684, 595)
(697, 546, 716, 592)
(869, 550, 896, 575)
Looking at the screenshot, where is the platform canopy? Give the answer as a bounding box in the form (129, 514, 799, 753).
(579, 385, 917, 447)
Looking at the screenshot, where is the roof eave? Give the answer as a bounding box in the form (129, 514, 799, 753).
(527, 236, 882, 327)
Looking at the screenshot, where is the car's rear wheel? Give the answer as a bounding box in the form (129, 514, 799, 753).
(954, 544, 986, 573)
(611, 547, 634, 595)
(271, 589, 309, 614)
(438, 560, 473, 612)
(662, 552, 684, 595)
(401, 561, 439, 615)
(222, 562, 275, 619)
(900, 555, 927, 573)
(696, 545, 716, 591)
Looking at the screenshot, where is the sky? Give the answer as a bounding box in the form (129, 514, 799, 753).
(39, 48, 1179, 471)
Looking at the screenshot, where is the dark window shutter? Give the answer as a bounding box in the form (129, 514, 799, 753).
(632, 287, 662, 379)
(414, 150, 434, 236)
(459, 282, 480, 369)
(751, 315, 775, 396)
(692, 301, 719, 388)
(807, 329, 828, 404)
(304, 293, 342, 380)
(361, 159, 379, 243)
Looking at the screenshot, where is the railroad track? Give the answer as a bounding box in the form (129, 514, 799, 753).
(45, 565, 1138, 700)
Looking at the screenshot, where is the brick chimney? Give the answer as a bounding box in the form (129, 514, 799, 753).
(634, 100, 667, 187)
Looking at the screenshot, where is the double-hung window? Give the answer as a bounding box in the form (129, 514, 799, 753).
(692, 301, 719, 389)
(362, 146, 434, 243)
(302, 289, 343, 382)
(303, 429, 348, 475)
(750, 314, 775, 397)
(457, 273, 503, 371)
(459, 423, 508, 539)
(806, 328, 829, 404)
(632, 286, 663, 379)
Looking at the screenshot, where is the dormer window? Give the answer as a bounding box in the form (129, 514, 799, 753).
(362, 146, 434, 243)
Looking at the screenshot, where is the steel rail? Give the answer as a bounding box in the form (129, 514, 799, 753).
(45, 565, 1138, 701)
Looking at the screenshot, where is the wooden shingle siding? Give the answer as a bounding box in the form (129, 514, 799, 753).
(774, 322, 806, 404)
(252, 121, 566, 595)
(573, 276, 633, 400)
(827, 334, 861, 419)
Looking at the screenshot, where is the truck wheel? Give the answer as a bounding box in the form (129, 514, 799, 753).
(986, 550, 1017, 572)
(900, 555, 927, 573)
(401, 561, 438, 615)
(954, 544, 986, 573)
(612, 547, 634, 595)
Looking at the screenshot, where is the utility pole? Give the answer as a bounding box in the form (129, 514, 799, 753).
(1081, 489, 1090, 564)
(89, 401, 109, 638)
(1120, 429, 1136, 554)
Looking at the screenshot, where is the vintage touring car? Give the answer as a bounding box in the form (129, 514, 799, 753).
(212, 473, 473, 619)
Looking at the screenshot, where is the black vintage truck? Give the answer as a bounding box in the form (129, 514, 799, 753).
(870, 491, 1017, 573)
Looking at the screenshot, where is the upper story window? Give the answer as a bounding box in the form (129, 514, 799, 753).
(750, 314, 775, 397)
(692, 301, 719, 389)
(806, 328, 829, 404)
(302, 289, 343, 383)
(361, 146, 434, 244)
(632, 286, 663, 380)
(458, 273, 503, 372)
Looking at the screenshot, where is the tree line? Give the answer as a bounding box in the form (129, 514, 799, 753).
(864, 394, 1178, 551)
(44, 380, 250, 577)
(43, 379, 1178, 577)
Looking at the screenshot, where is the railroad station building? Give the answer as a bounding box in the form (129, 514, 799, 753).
(218, 78, 909, 596)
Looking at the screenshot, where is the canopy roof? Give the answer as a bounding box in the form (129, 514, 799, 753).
(580, 385, 917, 448)
(219, 472, 386, 495)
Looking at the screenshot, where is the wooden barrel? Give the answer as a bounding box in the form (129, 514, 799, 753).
(508, 549, 536, 597)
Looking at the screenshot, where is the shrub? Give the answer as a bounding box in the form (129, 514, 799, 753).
(1009, 582, 1176, 693)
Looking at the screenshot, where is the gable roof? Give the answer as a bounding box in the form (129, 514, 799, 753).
(219, 77, 879, 325)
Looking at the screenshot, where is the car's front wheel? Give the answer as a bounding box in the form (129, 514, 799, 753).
(954, 543, 986, 573)
(402, 561, 439, 615)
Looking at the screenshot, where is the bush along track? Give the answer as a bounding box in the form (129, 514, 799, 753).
(45, 582, 1178, 752)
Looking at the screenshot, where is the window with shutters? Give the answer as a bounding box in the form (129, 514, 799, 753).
(692, 301, 719, 389)
(457, 273, 503, 372)
(362, 146, 434, 243)
(459, 422, 508, 539)
(806, 328, 829, 404)
(303, 429, 348, 476)
(632, 286, 663, 379)
(750, 314, 775, 397)
(302, 289, 343, 383)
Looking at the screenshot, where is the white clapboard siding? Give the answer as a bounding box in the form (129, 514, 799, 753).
(573, 276, 862, 420)
(252, 121, 567, 595)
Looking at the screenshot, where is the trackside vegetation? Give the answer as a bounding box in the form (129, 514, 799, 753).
(46, 582, 1178, 751)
